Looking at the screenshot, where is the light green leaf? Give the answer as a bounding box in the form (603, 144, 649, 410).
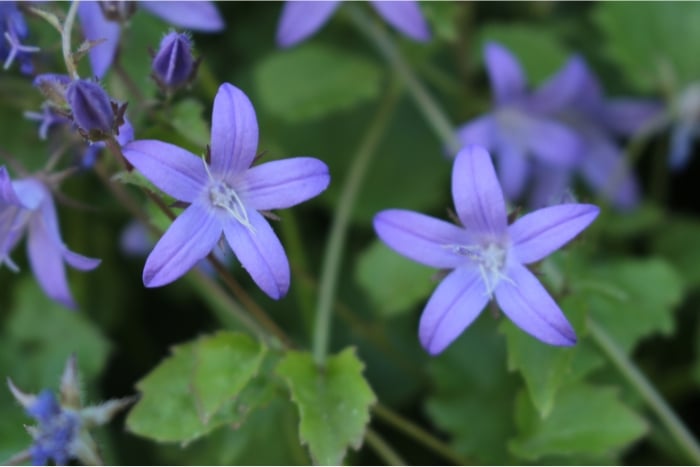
(170, 99, 210, 148)
(126, 332, 266, 443)
(254, 44, 383, 122)
(510, 384, 647, 461)
(355, 240, 435, 317)
(276, 348, 376, 465)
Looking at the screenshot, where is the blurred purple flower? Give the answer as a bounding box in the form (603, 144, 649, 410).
(456, 42, 583, 204)
(25, 390, 81, 466)
(276, 0, 430, 48)
(0, 167, 101, 308)
(0, 2, 36, 74)
(529, 57, 661, 209)
(78, 1, 224, 79)
(24, 104, 70, 141)
(374, 145, 599, 355)
(668, 84, 700, 170)
(122, 83, 330, 298)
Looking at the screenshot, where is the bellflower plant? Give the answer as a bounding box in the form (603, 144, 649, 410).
(374, 145, 599, 355)
(78, 1, 224, 79)
(0, 2, 36, 74)
(455, 42, 582, 203)
(0, 167, 101, 308)
(122, 83, 330, 298)
(276, 0, 430, 48)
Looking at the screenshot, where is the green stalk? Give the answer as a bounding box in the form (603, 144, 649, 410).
(588, 318, 700, 465)
(365, 429, 407, 466)
(311, 81, 401, 366)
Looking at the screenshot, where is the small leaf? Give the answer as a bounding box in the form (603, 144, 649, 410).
(169, 99, 210, 148)
(126, 332, 266, 443)
(276, 348, 376, 465)
(355, 240, 435, 317)
(254, 44, 383, 122)
(509, 384, 647, 460)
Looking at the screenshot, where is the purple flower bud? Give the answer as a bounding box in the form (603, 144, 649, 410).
(33, 74, 72, 107)
(65, 79, 116, 141)
(99, 0, 137, 23)
(152, 32, 196, 92)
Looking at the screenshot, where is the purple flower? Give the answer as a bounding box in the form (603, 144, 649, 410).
(373, 145, 599, 355)
(668, 84, 700, 170)
(151, 31, 196, 92)
(276, 0, 430, 48)
(122, 83, 330, 297)
(0, 2, 36, 74)
(455, 42, 583, 203)
(78, 1, 224, 79)
(0, 167, 101, 308)
(65, 79, 117, 141)
(26, 390, 81, 466)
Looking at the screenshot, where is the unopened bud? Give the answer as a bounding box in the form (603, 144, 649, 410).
(65, 79, 119, 142)
(151, 32, 197, 93)
(33, 74, 72, 107)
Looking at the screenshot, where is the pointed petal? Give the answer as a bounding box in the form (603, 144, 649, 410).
(494, 137, 529, 201)
(455, 115, 495, 154)
(419, 267, 489, 355)
(0, 167, 21, 206)
(530, 55, 588, 114)
(78, 2, 121, 78)
(139, 1, 224, 31)
(669, 120, 696, 171)
(0, 172, 43, 209)
(223, 209, 290, 300)
(143, 204, 221, 287)
(581, 134, 640, 210)
(529, 165, 572, 209)
(276, 1, 341, 48)
(602, 99, 662, 136)
(452, 145, 508, 238)
(525, 118, 581, 167)
(484, 42, 526, 104)
(370, 1, 430, 42)
(122, 140, 206, 202)
(510, 203, 599, 264)
(210, 83, 259, 178)
(63, 249, 101, 271)
(8, 378, 36, 408)
(495, 262, 576, 346)
(374, 209, 468, 269)
(241, 157, 330, 210)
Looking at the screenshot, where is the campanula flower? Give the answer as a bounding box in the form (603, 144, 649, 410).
(122, 83, 330, 297)
(374, 145, 599, 355)
(455, 42, 582, 203)
(668, 83, 700, 170)
(528, 56, 661, 209)
(151, 31, 197, 93)
(78, 1, 224, 79)
(276, 0, 430, 48)
(0, 2, 36, 74)
(0, 167, 101, 308)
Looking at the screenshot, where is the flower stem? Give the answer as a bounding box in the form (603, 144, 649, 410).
(365, 428, 407, 466)
(346, 3, 460, 155)
(588, 318, 700, 464)
(311, 79, 401, 366)
(62, 0, 80, 79)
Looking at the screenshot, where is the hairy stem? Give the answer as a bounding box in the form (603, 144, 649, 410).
(62, 0, 80, 79)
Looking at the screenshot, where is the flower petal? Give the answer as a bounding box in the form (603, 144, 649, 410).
(78, 2, 121, 78)
(602, 99, 662, 136)
(452, 145, 508, 238)
(495, 262, 576, 345)
(529, 164, 572, 209)
(143, 203, 221, 287)
(419, 267, 489, 355)
(275, 1, 341, 48)
(529, 55, 588, 114)
(139, 1, 224, 31)
(494, 137, 529, 201)
(669, 120, 697, 171)
(484, 42, 526, 105)
(455, 115, 495, 155)
(240, 157, 330, 210)
(122, 140, 206, 202)
(510, 203, 599, 264)
(525, 118, 581, 167)
(222, 209, 290, 300)
(370, 1, 430, 42)
(63, 250, 101, 271)
(373, 209, 468, 269)
(210, 83, 259, 178)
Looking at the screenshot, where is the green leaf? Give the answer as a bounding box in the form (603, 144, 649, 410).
(580, 258, 682, 352)
(501, 295, 604, 417)
(477, 24, 569, 84)
(276, 348, 376, 465)
(651, 216, 700, 289)
(126, 331, 266, 443)
(422, 1, 459, 42)
(169, 99, 210, 148)
(425, 317, 519, 464)
(509, 384, 647, 461)
(594, 2, 700, 91)
(254, 44, 383, 122)
(355, 240, 435, 317)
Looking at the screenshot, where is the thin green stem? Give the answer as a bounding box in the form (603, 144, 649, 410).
(311, 79, 401, 366)
(372, 403, 471, 465)
(365, 428, 407, 466)
(588, 318, 700, 465)
(347, 3, 460, 154)
(62, 0, 80, 79)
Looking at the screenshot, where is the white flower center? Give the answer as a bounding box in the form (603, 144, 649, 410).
(446, 241, 512, 297)
(202, 157, 255, 233)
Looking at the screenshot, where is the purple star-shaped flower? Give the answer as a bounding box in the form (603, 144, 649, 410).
(276, 0, 430, 48)
(0, 167, 101, 308)
(78, 1, 224, 79)
(122, 83, 330, 298)
(374, 145, 599, 355)
(455, 42, 582, 203)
